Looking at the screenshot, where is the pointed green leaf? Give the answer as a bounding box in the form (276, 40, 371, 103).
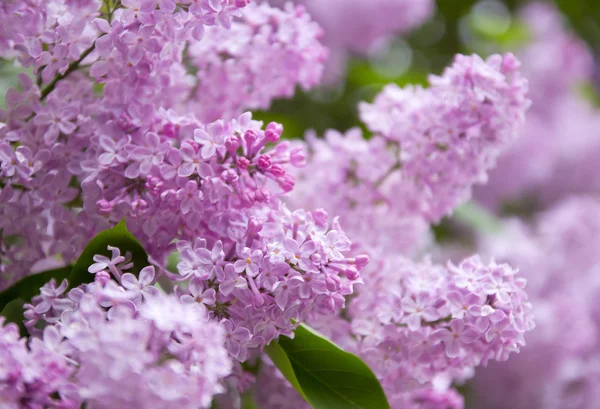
(265, 324, 390, 409)
(1, 298, 27, 336)
(264, 340, 307, 401)
(0, 266, 71, 312)
(68, 219, 148, 289)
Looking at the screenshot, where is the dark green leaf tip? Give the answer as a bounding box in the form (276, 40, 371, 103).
(266, 324, 390, 409)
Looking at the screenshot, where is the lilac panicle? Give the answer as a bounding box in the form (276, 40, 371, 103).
(189, 2, 327, 122)
(358, 53, 530, 222)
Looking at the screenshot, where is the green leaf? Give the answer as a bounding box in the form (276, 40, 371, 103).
(265, 341, 307, 401)
(68, 219, 148, 289)
(1, 298, 27, 336)
(166, 250, 180, 274)
(555, 0, 600, 51)
(0, 266, 71, 312)
(265, 324, 390, 409)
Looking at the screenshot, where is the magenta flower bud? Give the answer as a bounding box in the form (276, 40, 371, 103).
(145, 176, 164, 195)
(225, 136, 240, 153)
(255, 188, 270, 203)
(344, 267, 360, 281)
(161, 122, 179, 139)
(326, 296, 336, 313)
(278, 174, 295, 192)
(264, 129, 280, 143)
(311, 208, 328, 227)
(131, 199, 148, 213)
(252, 293, 265, 308)
(23, 308, 36, 320)
(244, 130, 258, 145)
(289, 148, 306, 167)
(266, 121, 283, 135)
(94, 270, 111, 286)
(96, 199, 113, 215)
(326, 275, 341, 292)
(355, 254, 370, 268)
(257, 154, 272, 170)
(235, 0, 250, 7)
(116, 112, 132, 131)
(248, 216, 264, 233)
(241, 190, 256, 206)
(186, 140, 200, 151)
(236, 157, 250, 170)
(268, 164, 285, 177)
(221, 169, 239, 183)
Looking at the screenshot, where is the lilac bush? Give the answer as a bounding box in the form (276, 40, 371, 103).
(2, 0, 577, 408)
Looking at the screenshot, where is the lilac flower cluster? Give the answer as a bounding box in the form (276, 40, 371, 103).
(292, 53, 529, 233)
(0, 0, 369, 402)
(0, 1, 541, 408)
(10, 272, 231, 409)
(348, 255, 533, 407)
(471, 196, 600, 409)
(189, 2, 327, 122)
(0, 317, 74, 408)
(1, 0, 248, 85)
(172, 206, 363, 360)
(262, 53, 534, 409)
(358, 53, 529, 222)
(251, 255, 534, 409)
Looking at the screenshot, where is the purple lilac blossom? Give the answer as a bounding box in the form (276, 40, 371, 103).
(20, 274, 231, 409)
(358, 53, 529, 223)
(188, 2, 327, 122)
(291, 53, 529, 228)
(281, 53, 533, 409)
(251, 255, 534, 409)
(0, 0, 371, 399)
(0, 317, 75, 408)
(0, 0, 539, 407)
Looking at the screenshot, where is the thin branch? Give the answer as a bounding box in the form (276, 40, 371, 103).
(40, 42, 98, 101)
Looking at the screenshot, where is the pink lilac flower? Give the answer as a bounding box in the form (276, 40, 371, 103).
(60, 290, 231, 409)
(33, 96, 78, 145)
(335, 255, 532, 407)
(120, 265, 159, 300)
(357, 53, 530, 222)
(180, 277, 217, 316)
(88, 245, 133, 281)
(0, 317, 76, 408)
(22, 275, 233, 409)
(188, 2, 327, 121)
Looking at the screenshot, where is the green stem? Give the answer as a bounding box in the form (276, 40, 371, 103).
(40, 42, 98, 101)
